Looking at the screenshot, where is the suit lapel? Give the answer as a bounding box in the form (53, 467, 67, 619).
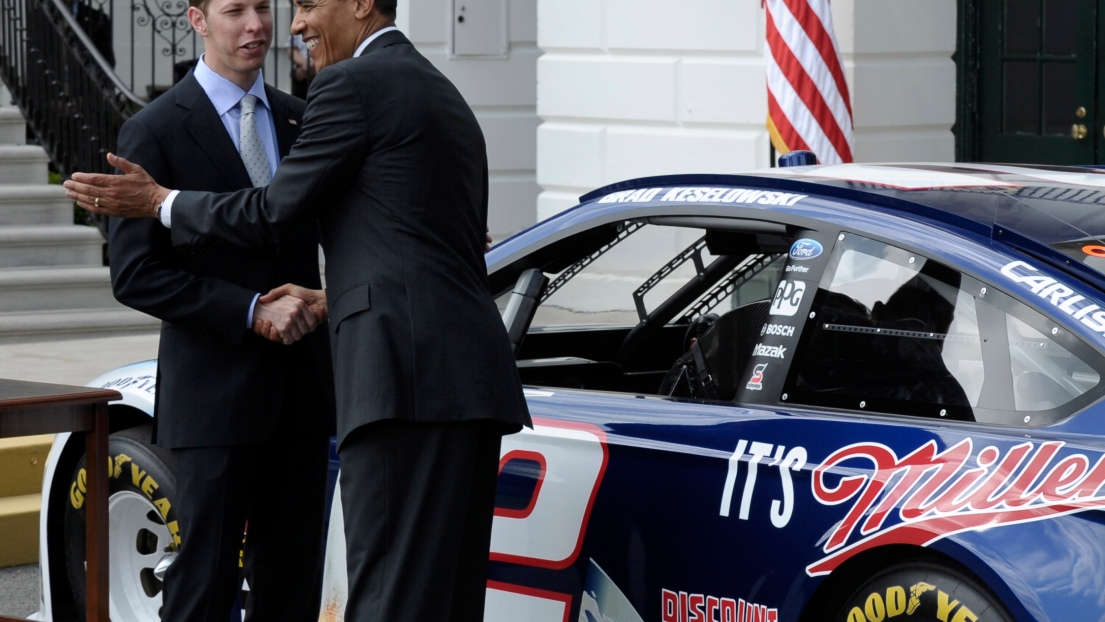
(177, 73, 253, 189)
(265, 86, 300, 158)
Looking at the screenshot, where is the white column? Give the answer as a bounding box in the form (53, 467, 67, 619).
(832, 0, 957, 162)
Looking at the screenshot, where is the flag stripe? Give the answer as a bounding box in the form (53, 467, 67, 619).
(771, 2, 853, 152)
(766, 8, 852, 163)
(764, 0, 854, 165)
(782, 0, 852, 118)
(767, 91, 810, 154)
(766, 52, 837, 163)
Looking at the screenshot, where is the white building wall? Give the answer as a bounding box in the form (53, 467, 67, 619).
(832, 0, 957, 163)
(535, 0, 959, 220)
(397, 0, 539, 239)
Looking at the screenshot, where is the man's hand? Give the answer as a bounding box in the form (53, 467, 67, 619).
(260, 284, 328, 322)
(486, 228, 492, 253)
(63, 153, 170, 219)
(252, 294, 319, 345)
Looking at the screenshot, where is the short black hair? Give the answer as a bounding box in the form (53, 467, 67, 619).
(375, 0, 396, 17)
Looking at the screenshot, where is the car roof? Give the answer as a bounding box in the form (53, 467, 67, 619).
(583, 163, 1105, 247)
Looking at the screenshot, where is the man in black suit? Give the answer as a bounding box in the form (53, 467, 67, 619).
(71, 0, 531, 619)
(106, 0, 334, 618)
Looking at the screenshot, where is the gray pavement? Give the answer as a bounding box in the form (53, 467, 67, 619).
(0, 333, 159, 616)
(0, 563, 40, 618)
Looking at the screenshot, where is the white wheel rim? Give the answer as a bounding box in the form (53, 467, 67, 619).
(107, 490, 172, 621)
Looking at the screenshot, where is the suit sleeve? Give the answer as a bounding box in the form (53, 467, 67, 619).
(109, 116, 258, 346)
(171, 64, 370, 250)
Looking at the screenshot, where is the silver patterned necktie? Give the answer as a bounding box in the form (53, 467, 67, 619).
(238, 94, 272, 187)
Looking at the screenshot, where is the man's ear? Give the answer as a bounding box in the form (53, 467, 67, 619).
(187, 5, 209, 37)
(352, 0, 374, 20)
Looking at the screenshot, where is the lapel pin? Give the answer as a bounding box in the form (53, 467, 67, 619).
(289, 120, 298, 125)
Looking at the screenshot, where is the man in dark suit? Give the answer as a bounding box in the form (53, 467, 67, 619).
(71, 1, 115, 68)
(106, 0, 335, 618)
(70, 0, 531, 619)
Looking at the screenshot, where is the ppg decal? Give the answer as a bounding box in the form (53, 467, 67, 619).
(770, 280, 806, 317)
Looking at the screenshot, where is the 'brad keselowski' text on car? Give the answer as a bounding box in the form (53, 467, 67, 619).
(34, 163, 1105, 621)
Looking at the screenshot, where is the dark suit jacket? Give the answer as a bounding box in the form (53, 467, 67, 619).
(109, 71, 336, 449)
(169, 31, 530, 444)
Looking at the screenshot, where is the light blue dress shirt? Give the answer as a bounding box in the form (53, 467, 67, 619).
(192, 56, 281, 327)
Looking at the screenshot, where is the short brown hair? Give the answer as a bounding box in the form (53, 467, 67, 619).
(375, 0, 396, 18)
(189, 0, 210, 12)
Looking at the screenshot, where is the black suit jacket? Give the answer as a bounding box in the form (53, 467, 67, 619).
(109, 71, 336, 449)
(169, 31, 530, 444)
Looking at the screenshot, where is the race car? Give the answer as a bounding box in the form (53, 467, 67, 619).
(34, 161, 1105, 621)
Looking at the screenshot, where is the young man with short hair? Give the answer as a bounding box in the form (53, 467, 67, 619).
(105, 0, 335, 618)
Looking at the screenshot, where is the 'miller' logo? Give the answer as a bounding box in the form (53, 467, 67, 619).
(806, 438, 1105, 576)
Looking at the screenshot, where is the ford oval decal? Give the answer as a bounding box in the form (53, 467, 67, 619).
(789, 239, 823, 261)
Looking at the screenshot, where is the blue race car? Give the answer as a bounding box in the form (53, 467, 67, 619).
(40, 163, 1105, 621)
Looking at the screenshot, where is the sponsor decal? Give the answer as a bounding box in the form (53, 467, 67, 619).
(770, 280, 806, 317)
(661, 589, 777, 622)
(789, 238, 823, 261)
(785, 264, 810, 274)
(752, 343, 787, 359)
(1000, 260, 1105, 337)
(719, 440, 806, 527)
(760, 324, 796, 338)
(597, 187, 807, 207)
(71, 452, 180, 547)
(806, 437, 1105, 576)
(1084, 245, 1105, 258)
(100, 375, 157, 394)
(745, 364, 768, 391)
(845, 582, 977, 622)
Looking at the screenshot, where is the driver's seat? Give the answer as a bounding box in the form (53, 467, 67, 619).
(659, 300, 771, 400)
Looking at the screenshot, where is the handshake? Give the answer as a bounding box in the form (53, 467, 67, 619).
(252, 284, 327, 345)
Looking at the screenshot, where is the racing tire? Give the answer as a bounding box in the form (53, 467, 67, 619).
(63, 424, 178, 621)
(831, 561, 1014, 622)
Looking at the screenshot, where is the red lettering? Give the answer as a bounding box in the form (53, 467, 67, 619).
(766, 610, 778, 622)
(720, 598, 737, 622)
(862, 440, 971, 533)
(680, 592, 688, 622)
(967, 442, 1056, 510)
(662, 589, 679, 622)
(738, 599, 746, 622)
(706, 596, 720, 622)
(813, 443, 900, 549)
(1073, 455, 1105, 499)
(1037, 454, 1090, 502)
(689, 594, 706, 622)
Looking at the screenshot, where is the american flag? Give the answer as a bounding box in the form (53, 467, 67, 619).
(764, 0, 854, 164)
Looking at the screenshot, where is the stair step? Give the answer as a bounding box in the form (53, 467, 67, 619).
(0, 435, 52, 498)
(0, 307, 160, 344)
(0, 225, 103, 268)
(0, 493, 40, 567)
(0, 108, 25, 145)
(0, 267, 118, 312)
(0, 184, 73, 227)
(0, 146, 48, 185)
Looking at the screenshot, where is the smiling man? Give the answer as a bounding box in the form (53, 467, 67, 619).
(102, 0, 336, 619)
(69, 0, 532, 620)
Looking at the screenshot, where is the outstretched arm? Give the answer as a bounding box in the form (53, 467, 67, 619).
(68, 63, 370, 252)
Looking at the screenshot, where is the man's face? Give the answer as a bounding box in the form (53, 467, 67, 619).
(291, 0, 364, 71)
(189, 0, 273, 87)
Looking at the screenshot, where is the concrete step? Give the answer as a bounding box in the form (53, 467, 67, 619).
(0, 184, 73, 227)
(0, 225, 103, 268)
(0, 493, 39, 567)
(0, 435, 52, 498)
(0, 146, 48, 185)
(0, 307, 160, 344)
(0, 108, 26, 145)
(0, 267, 118, 312)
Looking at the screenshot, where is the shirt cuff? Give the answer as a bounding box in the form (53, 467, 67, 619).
(159, 190, 180, 228)
(247, 293, 260, 328)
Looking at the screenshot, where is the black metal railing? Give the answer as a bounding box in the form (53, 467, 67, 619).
(0, 0, 144, 178)
(0, 0, 294, 177)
